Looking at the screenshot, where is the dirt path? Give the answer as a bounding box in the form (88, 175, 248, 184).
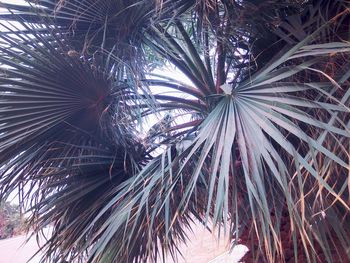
(0, 225, 247, 263)
(0, 235, 41, 263)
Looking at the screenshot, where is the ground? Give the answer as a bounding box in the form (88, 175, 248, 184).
(0, 225, 247, 263)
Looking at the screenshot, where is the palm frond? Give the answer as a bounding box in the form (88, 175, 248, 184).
(0, 20, 151, 262)
(139, 15, 350, 262)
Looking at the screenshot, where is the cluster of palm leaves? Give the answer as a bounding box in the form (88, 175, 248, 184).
(0, 0, 349, 262)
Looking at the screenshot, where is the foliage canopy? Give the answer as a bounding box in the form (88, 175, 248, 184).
(0, 0, 349, 262)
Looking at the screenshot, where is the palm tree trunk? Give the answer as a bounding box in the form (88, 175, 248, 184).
(239, 209, 348, 263)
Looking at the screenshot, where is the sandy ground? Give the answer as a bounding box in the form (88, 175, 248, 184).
(0, 225, 247, 263)
(164, 224, 248, 263)
(0, 235, 41, 263)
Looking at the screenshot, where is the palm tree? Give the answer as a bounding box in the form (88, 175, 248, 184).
(0, 0, 349, 262)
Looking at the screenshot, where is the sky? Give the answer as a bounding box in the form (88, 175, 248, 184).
(1, 0, 27, 4)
